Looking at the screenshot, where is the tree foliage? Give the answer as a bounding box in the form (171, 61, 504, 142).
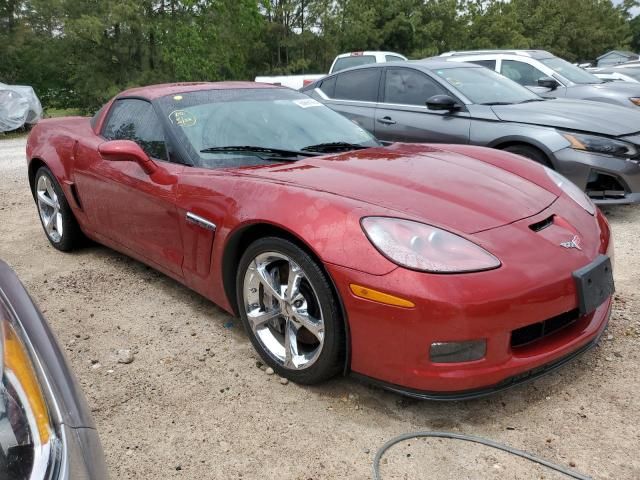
(0, 0, 639, 112)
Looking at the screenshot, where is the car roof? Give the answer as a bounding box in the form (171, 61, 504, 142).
(328, 59, 478, 74)
(334, 51, 407, 58)
(440, 50, 555, 60)
(117, 81, 280, 100)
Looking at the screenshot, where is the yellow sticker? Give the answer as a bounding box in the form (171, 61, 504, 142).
(168, 110, 196, 127)
(173, 95, 183, 101)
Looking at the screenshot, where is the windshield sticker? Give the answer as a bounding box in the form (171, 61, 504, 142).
(169, 110, 196, 127)
(293, 98, 322, 108)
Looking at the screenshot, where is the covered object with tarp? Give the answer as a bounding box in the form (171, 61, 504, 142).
(0, 83, 43, 132)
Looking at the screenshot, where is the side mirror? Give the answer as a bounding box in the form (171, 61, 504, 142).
(98, 140, 157, 174)
(426, 94, 460, 111)
(537, 77, 559, 90)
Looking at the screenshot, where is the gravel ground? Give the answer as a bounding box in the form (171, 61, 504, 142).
(1, 136, 639, 479)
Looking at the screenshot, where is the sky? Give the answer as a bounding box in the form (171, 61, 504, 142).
(612, 0, 640, 16)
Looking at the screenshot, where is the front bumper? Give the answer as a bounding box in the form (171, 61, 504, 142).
(328, 201, 612, 397)
(552, 147, 640, 204)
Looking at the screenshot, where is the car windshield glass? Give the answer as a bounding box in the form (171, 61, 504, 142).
(540, 57, 603, 84)
(614, 68, 640, 81)
(332, 55, 376, 73)
(433, 66, 541, 105)
(156, 88, 379, 169)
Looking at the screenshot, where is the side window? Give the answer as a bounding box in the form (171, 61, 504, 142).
(319, 75, 336, 98)
(501, 60, 546, 86)
(102, 99, 168, 161)
(470, 59, 496, 70)
(334, 68, 381, 102)
(383, 68, 448, 106)
(385, 55, 406, 62)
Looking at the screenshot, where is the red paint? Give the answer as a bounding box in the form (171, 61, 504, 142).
(25, 83, 612, 395)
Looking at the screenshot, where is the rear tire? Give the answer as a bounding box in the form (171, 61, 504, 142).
(236, 237, 345, 385)
(34, 166, 83, 251)
(502, 144, 551, 167)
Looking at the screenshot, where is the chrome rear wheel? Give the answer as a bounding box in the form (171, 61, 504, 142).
(36, 174, 63, 243)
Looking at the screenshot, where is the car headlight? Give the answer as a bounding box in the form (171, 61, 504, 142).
(629, 97, 640, 107)
(561, 132, 637, 158)
(545, 167, 596, 215)
(1, 295, 58, 480)
(361, 217, 501, 273)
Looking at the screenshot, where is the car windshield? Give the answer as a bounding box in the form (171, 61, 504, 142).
(433, 66, 541, 105)
(540, 57, 603, 84)
(613, 67, 640, 81)
(156, 88, 379, 169)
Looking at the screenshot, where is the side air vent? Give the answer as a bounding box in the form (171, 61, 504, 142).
(529, 215, 555, 232)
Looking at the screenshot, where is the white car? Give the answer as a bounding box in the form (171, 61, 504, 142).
(590, 65, 640, 84)
(255, 51, 407, 90)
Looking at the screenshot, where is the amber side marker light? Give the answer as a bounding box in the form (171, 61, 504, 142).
(2, 309, 52, 445)
(349, 284, 415, 308)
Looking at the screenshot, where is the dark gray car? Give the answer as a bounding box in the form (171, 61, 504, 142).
(0, 260, 108, 479)
(301, 60, 640, 205)
(440, 50, 640, 109)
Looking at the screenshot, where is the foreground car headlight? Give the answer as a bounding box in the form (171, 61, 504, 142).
(545, 167, 596, 215)
(561, 132, 637, 158)
(1, 296, 57, 480)
(361, 217, 501, 273)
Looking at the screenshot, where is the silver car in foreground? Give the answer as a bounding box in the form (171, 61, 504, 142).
(0, 260, 108, 479)
(301, 60, 640, 204)
(440, 50, 640, 109)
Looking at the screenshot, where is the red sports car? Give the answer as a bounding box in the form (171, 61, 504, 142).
(26, 82, 614, 399)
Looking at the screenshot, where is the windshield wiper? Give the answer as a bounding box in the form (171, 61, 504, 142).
(200, 145, 320, 159)
(479, 102, 515, 106)
(301, 141, 370, 153)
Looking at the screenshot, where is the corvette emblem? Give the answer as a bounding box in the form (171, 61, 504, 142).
(560, 235, 582, 250)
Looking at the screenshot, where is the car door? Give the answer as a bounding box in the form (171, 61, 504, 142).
(73, 98, 185, 278)
(314, 67, 381, 133)
(500, 59, 568, 98)
(374, 67, 471, 144)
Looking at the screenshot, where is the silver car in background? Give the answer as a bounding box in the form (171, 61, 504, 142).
(440, 50, 640, 109)
(301, 60, 640, 204)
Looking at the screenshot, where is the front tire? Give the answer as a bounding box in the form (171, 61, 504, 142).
(236, 237, 344, 384)
(502, 144, 551, 167)
(34, 166, 83, 251)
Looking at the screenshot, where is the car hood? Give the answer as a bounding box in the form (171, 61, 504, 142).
(235, 143, 557, 234)
(490, 98, 640, 136)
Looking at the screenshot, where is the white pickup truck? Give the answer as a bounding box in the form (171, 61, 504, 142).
(255, 51, 407, 90)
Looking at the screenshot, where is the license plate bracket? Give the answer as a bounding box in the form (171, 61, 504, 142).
(573, 255, 615, 315)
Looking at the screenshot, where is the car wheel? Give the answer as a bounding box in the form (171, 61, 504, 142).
(503, 145, 551, 167)
(34, 166, 83, 251)
(236, 237, 344, 384)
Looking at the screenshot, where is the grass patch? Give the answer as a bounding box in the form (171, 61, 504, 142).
(45, 107, 83, 118)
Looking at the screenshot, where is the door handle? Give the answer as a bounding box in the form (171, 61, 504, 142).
(377, 116, 396, 125)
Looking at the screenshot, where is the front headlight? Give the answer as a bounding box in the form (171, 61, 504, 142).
(545, 167, 596, 215)
(1, 295, 58, 480)
(629, 97, 640, 107)
(561, 132, 637, 158)
(361, 217, 501, 273)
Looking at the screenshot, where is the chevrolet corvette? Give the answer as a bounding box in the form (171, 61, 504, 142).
(25, 82, 614, 399)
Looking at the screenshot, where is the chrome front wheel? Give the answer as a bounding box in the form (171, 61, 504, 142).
(237, 237, 344, 384)
(243, 251, 325, 370)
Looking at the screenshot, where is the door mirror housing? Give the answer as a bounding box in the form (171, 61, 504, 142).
(426, 95, 460, 111)
(98, 140, 158, 174)
(537, 77, 559, 90)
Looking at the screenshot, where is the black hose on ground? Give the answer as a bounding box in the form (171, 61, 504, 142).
(373, 431, 591, 480)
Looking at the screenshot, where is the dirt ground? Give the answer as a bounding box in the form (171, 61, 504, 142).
(1, 136, 639, 479)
